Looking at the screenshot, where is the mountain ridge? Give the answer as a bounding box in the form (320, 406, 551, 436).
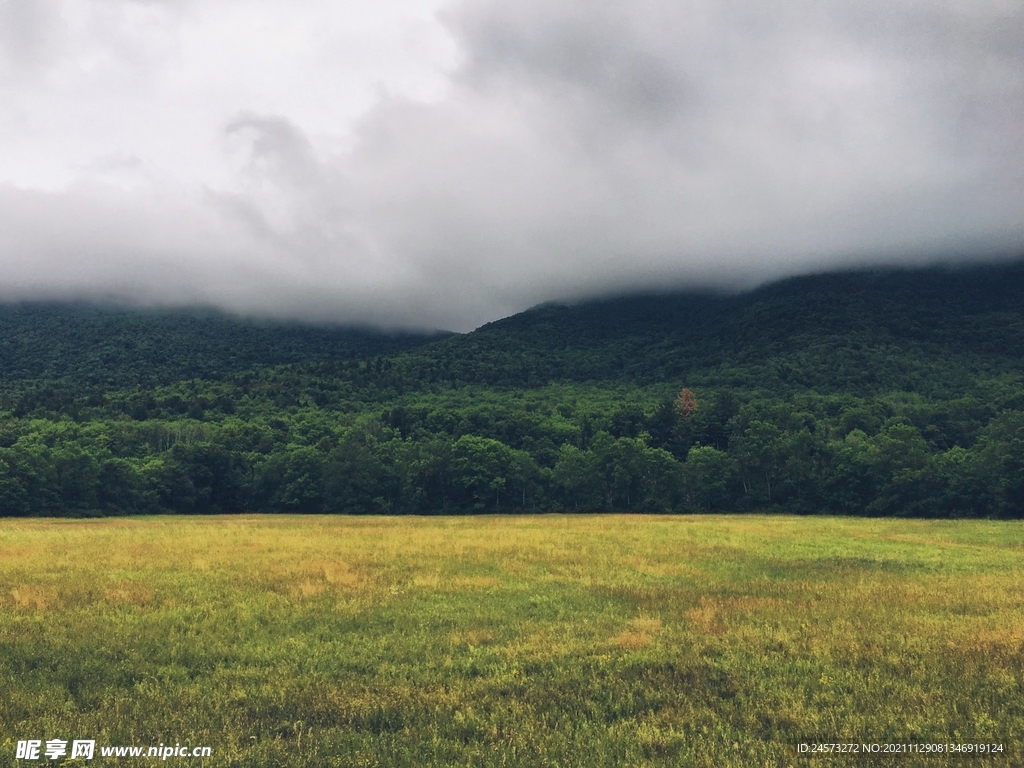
(3, 259, 1024, 518)
(385, 259, 1024, 392)
(0, 302, 451, 388)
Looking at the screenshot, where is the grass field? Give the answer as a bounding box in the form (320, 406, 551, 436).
(1, 515, 1022, 767)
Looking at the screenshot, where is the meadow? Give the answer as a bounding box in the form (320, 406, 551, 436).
(1, 515, 1022, 767)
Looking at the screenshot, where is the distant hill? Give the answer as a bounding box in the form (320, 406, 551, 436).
(4, 260, 1024, 518)
(389, 260, 1024, 394)
(0, 303, 450, 388)
(4, 261, 1023, 394)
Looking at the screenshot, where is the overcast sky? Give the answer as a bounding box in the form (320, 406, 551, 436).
(1, 0, 1022, 330)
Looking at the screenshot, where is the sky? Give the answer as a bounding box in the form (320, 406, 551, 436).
(0, 0, 1022, 331)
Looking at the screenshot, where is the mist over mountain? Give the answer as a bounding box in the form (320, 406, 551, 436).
(1, 1, 1022, 330)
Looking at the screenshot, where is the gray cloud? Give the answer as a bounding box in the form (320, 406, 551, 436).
(0, 0, 1021, 330)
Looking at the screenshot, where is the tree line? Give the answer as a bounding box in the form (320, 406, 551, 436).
(2, 382, 1022, 517)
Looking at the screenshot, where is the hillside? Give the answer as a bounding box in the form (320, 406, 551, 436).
(1, 260, 1024, 518)
(0, 303, 449, 388)
(388, 261, 1024, 392)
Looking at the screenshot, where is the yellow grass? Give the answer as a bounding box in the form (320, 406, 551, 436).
(0, 514, 1022, 766)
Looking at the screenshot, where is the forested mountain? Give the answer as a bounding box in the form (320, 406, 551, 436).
(0, 303, 449, 387)
(2, 260, 1024, 518)
(390, 261, 1024, 392)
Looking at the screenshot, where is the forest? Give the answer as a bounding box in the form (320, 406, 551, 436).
(2, 260, 1024, 518)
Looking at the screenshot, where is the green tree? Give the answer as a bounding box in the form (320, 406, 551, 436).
(732, 420, 785, 504)
(323, 430, 401, 514)
(552, 444, 603, 511)
(682, 446, 734, 511)
(450, 435, 515, 512)
(257, 446, 326, 512)
(973, 412, 1024, 517)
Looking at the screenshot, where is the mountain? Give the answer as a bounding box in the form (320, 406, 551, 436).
(382, 260, 1024, 394)
(0, 303, 450, 388)
(2, 259, 1024, 519)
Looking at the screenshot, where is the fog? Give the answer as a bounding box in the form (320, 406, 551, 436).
(1, 0, 1021, 330)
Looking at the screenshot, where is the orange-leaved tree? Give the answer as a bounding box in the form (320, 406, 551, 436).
(676, 388, 697, 419)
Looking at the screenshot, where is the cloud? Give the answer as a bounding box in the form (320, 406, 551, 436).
(0, 0, 1021, 330)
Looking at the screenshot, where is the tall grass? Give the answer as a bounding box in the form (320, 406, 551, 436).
(1, 515, 1021, 766)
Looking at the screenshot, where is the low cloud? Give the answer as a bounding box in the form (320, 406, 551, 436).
(0, 0, 1021, 330)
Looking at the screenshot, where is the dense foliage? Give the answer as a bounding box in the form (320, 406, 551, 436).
(0, 302, 449, 388)
(3, 261, 1024, 517)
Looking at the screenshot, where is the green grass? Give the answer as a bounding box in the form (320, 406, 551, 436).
(1, 515, 1022, 766)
